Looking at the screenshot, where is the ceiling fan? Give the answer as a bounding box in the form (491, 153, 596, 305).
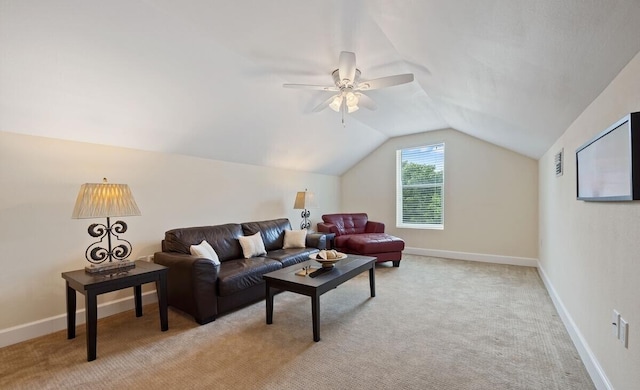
(283, 51, 414, 124)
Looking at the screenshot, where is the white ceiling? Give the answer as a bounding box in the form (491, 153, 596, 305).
(2, 1, 640, 175)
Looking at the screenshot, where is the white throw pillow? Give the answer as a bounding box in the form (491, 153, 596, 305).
(189, 240, 221, 266)
(283, 229, 307, 249)
(238, 232, 267, 258)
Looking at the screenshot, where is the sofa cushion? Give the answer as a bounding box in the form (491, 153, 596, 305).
(267, 248, 319, 267)
(189, 240, 221, 266)
(321, 213, 369, 235)
(283, 229, 307, 249)
(242, 219, 292, 251)
(217, 258, 282, 296)
(343, 233, 405, 254)
(238, 232, 267, 258)
(164, 224, 244, 261)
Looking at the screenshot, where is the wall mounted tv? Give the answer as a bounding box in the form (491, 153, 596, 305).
(576, 112, 640, 201)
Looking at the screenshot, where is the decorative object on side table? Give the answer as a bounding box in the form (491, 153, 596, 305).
(71, 178, 141, 274)
(293, 188, 318, 229)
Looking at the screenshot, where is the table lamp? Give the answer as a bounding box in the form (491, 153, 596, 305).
(72, 178, 141, 274)
(293, 189, 318, 229)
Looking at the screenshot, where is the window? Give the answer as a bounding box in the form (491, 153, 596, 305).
(396, 143, 445, 229)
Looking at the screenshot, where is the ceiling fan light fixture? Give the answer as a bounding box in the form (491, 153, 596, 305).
(329, 95, 343, 112)
(345, 91, 357, 104)
(345, 91, 359, 113)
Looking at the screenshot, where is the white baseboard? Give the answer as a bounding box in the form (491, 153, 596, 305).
(0, 291, 158, 349)
(404, 247, 538, 267)
(536, 263, 612, 390)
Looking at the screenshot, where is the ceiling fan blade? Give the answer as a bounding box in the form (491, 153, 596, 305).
(283, 83, 339, 91)
(357, 93, 377, 111)
(357, 73, 414, 91)
(312, 94, 339, 112)
(338, 51, 357, 83)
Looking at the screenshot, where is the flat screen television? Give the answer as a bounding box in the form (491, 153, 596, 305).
(576, 112, 640, 201)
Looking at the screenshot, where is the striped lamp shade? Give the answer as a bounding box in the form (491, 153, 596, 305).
(71, 178, 141, 219)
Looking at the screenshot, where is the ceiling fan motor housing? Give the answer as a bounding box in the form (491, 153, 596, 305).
(332, 68, 361, 87)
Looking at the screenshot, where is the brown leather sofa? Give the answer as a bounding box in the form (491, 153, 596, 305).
(317, 213, 405, 267)
(154, 218, 326, 324)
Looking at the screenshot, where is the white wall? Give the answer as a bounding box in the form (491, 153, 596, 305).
(341, 128, 538, 261)
(539, 51, 640, 390)
(0, 132, 339, 335)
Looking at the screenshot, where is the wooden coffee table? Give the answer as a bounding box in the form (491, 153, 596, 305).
(263, 255, 376, 341)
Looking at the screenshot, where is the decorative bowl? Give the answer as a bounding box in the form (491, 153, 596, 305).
(309, 251, 347, 268)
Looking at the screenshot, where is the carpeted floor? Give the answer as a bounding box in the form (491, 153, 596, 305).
(0, 255, 594, 389)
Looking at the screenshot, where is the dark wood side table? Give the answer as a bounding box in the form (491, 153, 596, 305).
(62, 260, 169, 361)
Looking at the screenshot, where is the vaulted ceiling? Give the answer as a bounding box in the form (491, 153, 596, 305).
(2, 1, 640, 175)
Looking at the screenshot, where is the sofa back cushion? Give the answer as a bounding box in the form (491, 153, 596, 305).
(241, 218, 292, 251)
(322, 213, 369, 235)
(164, 223, 244, 261)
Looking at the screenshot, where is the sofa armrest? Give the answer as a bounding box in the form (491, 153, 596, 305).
(365, 221, 385, 233)
(317, 222, 339, 235)
(153, 251, 220, 324)
(306, 232, 327, 249)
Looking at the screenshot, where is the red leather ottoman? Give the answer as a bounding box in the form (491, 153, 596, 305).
(347, 233, 405, 253)
(342, 233, 405, 267)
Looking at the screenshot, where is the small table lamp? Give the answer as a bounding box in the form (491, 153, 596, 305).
(293, 189, 318, 230)
(72, 178, 141, 274)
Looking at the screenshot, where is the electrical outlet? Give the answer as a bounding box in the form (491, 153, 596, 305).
(620, 318, 629, 348)
(612, 310, 621, 338)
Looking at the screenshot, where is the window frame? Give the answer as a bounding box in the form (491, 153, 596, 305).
(396, 143, 445, 230)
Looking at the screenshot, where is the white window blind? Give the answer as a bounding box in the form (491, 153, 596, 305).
(396, 143, 445, 229)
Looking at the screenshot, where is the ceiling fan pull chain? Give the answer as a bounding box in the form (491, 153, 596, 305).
(342, 99, 346, 127)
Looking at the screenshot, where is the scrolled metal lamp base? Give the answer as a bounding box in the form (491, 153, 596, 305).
(300, 209, 311, 230)
(84, 217, 135, 274)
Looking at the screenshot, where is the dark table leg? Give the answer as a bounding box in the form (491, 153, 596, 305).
(266, 284, 274, 325)
(134, 285, 143, 317)
(85, 292, 98, 362)
(66, 282, 76, 339)
(369, 265, 376, 298)
(157, 274, 168, 331)
(312, 294, 320, 342)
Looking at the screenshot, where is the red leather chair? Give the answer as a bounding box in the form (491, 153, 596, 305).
(317, 213, 405, 267)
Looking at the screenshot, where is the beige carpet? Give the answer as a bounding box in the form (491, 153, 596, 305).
(0, 255, 594, 389)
